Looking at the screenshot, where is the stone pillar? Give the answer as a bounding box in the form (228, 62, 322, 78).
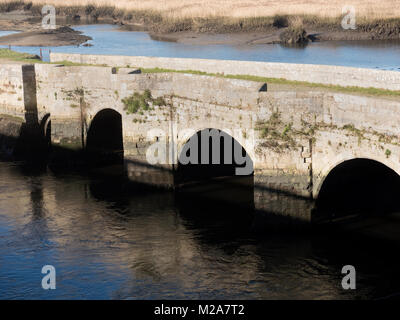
(14, 64, 47, 158)
(49, 117, 84, 166)
(123, 137, 175, 189)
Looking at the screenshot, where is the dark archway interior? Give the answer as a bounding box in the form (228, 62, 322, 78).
(86, 109, 123, 166)
(175, 129, 254, 213)
(315, 158, 400, 223)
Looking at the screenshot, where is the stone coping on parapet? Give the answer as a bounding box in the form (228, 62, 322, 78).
(49, 53, 400, 92)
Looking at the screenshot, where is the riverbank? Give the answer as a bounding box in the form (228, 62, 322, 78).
(0, 2, 399, 46)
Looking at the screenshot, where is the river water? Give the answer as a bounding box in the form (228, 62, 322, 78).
(1, 24, 400, 70)
(1, 160, 400, 299)
(1, 24, 400, 300)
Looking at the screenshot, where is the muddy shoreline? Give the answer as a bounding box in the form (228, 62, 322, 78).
(147, 28, 391, 46)
(0, 26, 91, 47)
(0, 10, 92, 46)
(0, 9, 399, 47)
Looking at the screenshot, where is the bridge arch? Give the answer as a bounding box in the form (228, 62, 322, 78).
(314, 154, 400, 197)
(314, 157, 400, 222)
(176, 128, 254, 182)
(86, 108, 123, 165)
(175, 128, 254, 211)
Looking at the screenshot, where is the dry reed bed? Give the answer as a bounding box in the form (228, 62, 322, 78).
(1, 0, 399, 33)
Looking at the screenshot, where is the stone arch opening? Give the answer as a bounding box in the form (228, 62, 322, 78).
(86, 109, 123, 165)
(315, 158, 400, 223)
(175, 128, 254, 212)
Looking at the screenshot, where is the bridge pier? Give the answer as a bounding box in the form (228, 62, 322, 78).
(48, 117, 84, 166)
(124, 158, 175, 189)
(254, 172, 315, 225)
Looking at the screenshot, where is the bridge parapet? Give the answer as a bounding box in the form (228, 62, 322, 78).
(50, 53, 400, 91)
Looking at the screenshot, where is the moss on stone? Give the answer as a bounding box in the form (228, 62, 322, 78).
(256, 112, 299, 152)
(122, 89, 166, 115)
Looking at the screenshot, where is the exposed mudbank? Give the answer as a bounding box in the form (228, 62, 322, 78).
(279, 27, 309, 45)
(0, 25, 91, 46)
(0, 6, 399, 47)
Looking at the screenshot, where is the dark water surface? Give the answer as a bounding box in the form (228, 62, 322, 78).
(1, 161, 400, 299)
(1, 24, 400, 70)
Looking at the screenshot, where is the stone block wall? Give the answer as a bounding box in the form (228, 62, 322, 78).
(0, 64, 26, 117)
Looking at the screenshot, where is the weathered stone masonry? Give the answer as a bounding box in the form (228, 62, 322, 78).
(1, 56, 400, 223)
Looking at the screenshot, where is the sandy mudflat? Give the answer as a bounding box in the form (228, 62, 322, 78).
(148, 28, 386, 46)
(0, 26, 91, 46)
(0, 8, 398, 47)
(0, 10, 91, 46)
(148, 31, 282, 45)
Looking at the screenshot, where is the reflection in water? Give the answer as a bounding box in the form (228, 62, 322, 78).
(315, 159, 400, 223)
(175, 129, 254, 211)
(1, 161, 400, 299)
(86, 108, 124, 166)
(1, 24, 400, 70)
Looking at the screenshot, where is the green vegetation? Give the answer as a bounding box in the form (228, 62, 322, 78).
(256, 112, 298, 152)
(1, 48, 398, 99)
(0, 49, 41, 63)
(282, 123, 292, 136)
(256, 115, 400, 153)
(140, 67, 400, 98)
(0, 49, 109, 67)
(61, 87, 85, 101)
(122, 89, 166, 115)
(342, 123, 365, 145)
(51, 60, 108, 67)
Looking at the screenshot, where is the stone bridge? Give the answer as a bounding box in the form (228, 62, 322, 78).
(1, 53, 400, 225)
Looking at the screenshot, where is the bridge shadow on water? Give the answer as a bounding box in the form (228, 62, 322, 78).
(3, 123, 400, 235)
(3, 66, 400, 298)
(4, 151, 400, 299)
(2, 96, 400, 239)
(314, 158, 400, 226)
(5, 127, 400, 299)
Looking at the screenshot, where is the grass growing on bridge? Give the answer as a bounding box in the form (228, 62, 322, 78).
(122, 89, 166, 114)
(0, 49, 109, 66)
(140, 67, 400, 98)
(1, 48, 399, 99)
(0, 49, 41, 63)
